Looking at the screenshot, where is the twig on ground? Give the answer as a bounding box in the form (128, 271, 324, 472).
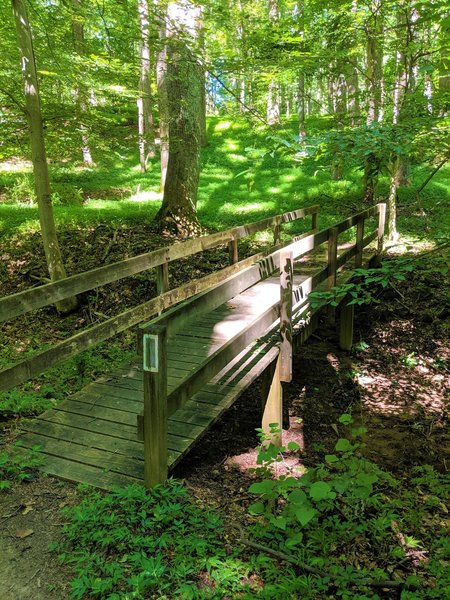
(238, 534, 420, 591)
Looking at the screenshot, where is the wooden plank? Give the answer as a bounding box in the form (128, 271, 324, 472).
(355, 219, 364, 268)
(38, 409, 193, 453)
(166, 302, 280, 417)
(335, 230, 378, 270)
(0, 204, 319, 322)
(0, 248, 279, 392)
(19, 431, 144, 479)
(36, 453, 141, 491)
(23, 419, 145, 459)
(228, 239, 238, 264)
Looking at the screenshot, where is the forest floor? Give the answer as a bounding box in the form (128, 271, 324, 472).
(0, 228, 448, 598)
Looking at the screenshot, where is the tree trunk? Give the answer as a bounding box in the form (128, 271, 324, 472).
(363, 0, 383, 203)
(266, 0, 280, 125)
(156, 18, 169, 191)
(332, 73, 346, 180)
(298, 73, 306, 140)
(72, 0, 94, 167)
(137, 0, 155, 173)
(12, 0, 77, 313)
(154, 1, 202, 236)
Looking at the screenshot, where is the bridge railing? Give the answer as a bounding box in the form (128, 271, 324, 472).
(138, 203, 386, 486)
(0, 205, 319, 392)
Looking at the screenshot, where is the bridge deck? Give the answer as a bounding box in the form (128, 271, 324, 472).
(18, 239, 376, 490)
(19, 274, 308, 490)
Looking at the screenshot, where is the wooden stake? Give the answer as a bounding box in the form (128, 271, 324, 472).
(142, 324, 167, 487)
(261, 356, 283, 446)
(339, 295, 354, 351)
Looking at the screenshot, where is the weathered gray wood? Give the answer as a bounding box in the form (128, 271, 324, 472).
(166, 301, 280, 416)
(273, 219, 281, 245)
(355, 219, 365, 268)
(335, 230, 378, 270)
(0, 249, 280, 392)
(0, 204, 319, 322)
(156, 262, 169, 295)
(279, 250, 293, 383)
(228, 239, 238, 264)
(339, 295, 354, 351)
(142, 324, 167, 487)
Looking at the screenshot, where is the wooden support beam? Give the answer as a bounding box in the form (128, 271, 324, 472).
(141, 324, 167, 487)
(376, 203, 386, 265)
(312, 211, 318, 230)
(273, 218, 281, 245)
(279, 250, 293, 383)
(326, 227, 338, 322)
(228, 239, 239, 265)
(355, 219, 364, 268)
(261, 356, 283, 446)
(339, 295, 354, 351)
(156, 262, 169, 295)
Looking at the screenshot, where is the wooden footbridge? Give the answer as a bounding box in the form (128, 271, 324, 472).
(0, 203, 386, 490)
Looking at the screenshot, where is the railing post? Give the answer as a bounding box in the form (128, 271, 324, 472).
(311, 210, 318, 230)
(228, 239, 239, 264)
(279, 249, 293, 383)
(339, 295, 354, 351)
(273, 217, 281, 245)
(142, 324, 167, 488)
(156, 263, 169, 316)
(355, 218, 364, 268)
(326, 227, 338, 321)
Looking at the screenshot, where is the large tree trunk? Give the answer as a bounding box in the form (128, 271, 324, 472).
(154, 1, 202, 236)
(266, 0, 281, 125)
(12, 0, 77, 313)
(363, 0, 384, 203)
(156, 17, 169, 191)
(72, 0, 94, 167)
(137, 0, 155, 173)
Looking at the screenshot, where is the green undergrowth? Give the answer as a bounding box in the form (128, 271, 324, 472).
(0, 336, 135, 419)
(0, 444, 44, 490)
(54, 418, 449, 599)
(1, 116, 448, 244)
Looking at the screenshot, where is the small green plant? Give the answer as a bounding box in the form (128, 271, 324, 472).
(0, 444, 44, 490)
(4, 174, 35, 205)
(56, 480, 257, 599)
(308, 260, 414, 310)
(51, 182, 84, 206)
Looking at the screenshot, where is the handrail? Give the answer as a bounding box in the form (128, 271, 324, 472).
(0, 203, 385, 393)
(0, 205, 319, 322)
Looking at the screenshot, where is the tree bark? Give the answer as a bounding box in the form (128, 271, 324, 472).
(363, 0, 384, 203)
(137, 0, 155, 173)
(156, 16, 169, 191)
(12, 0, 77, 313)
(71, 0, 94, 167)
(266, 0, 281, 125)
(153, 0, 202, 236)
(72, 0, 94, 167)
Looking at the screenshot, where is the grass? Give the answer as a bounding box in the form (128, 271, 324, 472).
(1, 115, 448, 243)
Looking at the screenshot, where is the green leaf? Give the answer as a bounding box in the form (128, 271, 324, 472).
(270, 516, 287, 530)
(309, 481, 335, 501)
(288, 489, 307, 505)
(249, 480, 275, 495)
(287, 441, 300, 451)
(285, 532, 303, 548)
(338, 413, 353, 425)
(295, 506, 317, 526)
(325, 454, 339, 464)
(248, 502, 265, 516)
(335, 438, 354, 452)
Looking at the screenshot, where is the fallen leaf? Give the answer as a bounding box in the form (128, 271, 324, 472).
(22, 505, 34, 515)
(15, 528, 34, 538)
